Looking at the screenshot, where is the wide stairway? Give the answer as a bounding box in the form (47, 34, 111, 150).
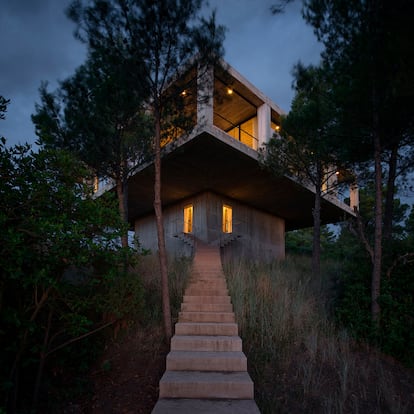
(152, 242, 260, 413)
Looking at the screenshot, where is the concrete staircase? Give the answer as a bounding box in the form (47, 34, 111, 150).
(151, 242, 260, 413)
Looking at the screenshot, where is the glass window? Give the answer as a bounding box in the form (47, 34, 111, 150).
(222, 205, 232, 233)
(183, 205, 193, 233)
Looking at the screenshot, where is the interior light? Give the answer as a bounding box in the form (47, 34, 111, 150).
(226, 87, 233, 95)
(180, 90, 187, 97)
(275, 125, 280, 131)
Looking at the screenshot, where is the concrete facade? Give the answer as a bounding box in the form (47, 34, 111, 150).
(135, 191, 285, 261)
(113, 61, 358, 262)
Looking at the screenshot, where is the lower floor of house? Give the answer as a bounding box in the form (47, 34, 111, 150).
(134, 191, 285, 262)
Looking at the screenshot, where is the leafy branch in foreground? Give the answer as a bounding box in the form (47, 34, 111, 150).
(0, 141, 142, 412)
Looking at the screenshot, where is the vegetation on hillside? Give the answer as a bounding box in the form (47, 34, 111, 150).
(225, 255, 413, 413)
(1, 0, 413, 412)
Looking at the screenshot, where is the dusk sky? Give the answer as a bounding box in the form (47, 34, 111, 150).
(0, 0, 322, 147)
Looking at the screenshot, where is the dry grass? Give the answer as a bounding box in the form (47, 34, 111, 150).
(136, 254, 191, 325)
(224, 255, 414, 414)
(69, 253, 413, 414)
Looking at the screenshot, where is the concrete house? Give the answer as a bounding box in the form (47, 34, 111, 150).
(101, 62, 357, 261)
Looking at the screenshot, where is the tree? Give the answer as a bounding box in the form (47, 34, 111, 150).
(0, 137, 141, 411)
(303, 0, 414, 322)
(0, 96, 10, 121)
(52, 0, 226, 341)
(32, 26, 152, 248)
(263, 63, 347, 275)
(334, 187, 414, 365)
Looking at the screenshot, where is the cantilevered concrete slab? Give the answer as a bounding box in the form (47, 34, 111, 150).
(127, 124, 354, 231)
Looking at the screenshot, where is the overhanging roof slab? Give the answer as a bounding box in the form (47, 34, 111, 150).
(127, 128, 353, 231)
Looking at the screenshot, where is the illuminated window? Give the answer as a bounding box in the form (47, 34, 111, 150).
(222, 205, 232, 233)
(183, 205, 193, 233)
(227, 117, 257, 149)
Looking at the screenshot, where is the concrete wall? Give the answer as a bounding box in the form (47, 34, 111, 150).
(134, 191, 285, 262)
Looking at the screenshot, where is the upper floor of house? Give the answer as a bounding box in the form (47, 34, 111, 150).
(94, 61, 358, 219)
(164, 62, 285, 151)
(158, 61, 358, 210)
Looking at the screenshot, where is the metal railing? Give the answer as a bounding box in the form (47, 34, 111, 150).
(214, 112, 258, 150)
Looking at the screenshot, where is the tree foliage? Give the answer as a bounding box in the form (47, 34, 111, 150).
(0, 138, 142, 412)
(263, 63, 349, 275)
(32, 20, 153, 248)
(334, 188, 414, 366)
(302, 0, 414, 322)
(55, 0, 226, 341)
(0, 96, 10, 121)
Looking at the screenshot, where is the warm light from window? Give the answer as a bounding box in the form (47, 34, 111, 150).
(183, 205, 193, 233)
(271, 121, 281, 133)
(226, 87, 233, 95)
(180, 90, 187, 97)
(222, 205, 232, 233)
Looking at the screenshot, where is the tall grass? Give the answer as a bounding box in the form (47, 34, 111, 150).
(224, 255, 413, 414)
(137, 254, 191, 327)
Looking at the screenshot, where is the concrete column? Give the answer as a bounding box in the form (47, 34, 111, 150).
(257, 103, 271, 148)
(197, 65, 214, 127)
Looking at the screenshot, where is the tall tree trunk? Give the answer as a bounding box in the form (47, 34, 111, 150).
(116, 177, 129, 248)
(153, 105, 172, 341)
(312, 165, 322, 276)
(383, 144, 398, 241)
(370, 0, 383, 326)
(32, 308, 53, 410)
(8, 286, 52, 412)
(371, 131, 383, 323)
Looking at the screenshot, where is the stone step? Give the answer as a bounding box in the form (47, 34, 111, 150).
(183, 295, 231, 304)
(171, 335, 242, 352)
(151, 244, 259, 412)
(189, 272, 225, 278)
(159, 371, 254, 399)
(181, 302, 233, 312)
(175, 322, 238, 336)
(185, 287, 228, 296)
(192, 272, 223, 277)
(189, 274, 227, 283)
(186, 281, 228, 291)
(179, 311, 235, 323)
(187, 279, 227, 289)
(189, 276, 226, 282)
(166, 351, 247, 372)
(152, 398, 261, 414)
(192, 262, 222, 267)
(192, 266, 222, 271)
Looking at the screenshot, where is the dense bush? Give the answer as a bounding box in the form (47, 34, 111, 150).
(0, 141, 144, 412)
(286, 196, 414, 368)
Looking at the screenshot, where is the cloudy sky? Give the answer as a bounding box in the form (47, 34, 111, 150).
(0, 0, 322, 147)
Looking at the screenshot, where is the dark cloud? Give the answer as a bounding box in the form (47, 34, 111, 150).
(0, 0, 321, 146)
(0, 0, 86, 145)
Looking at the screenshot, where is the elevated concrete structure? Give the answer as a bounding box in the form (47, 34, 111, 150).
(96, 61, 357, 261)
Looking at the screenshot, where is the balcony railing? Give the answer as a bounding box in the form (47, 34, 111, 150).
(214, 112, 258, 150)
